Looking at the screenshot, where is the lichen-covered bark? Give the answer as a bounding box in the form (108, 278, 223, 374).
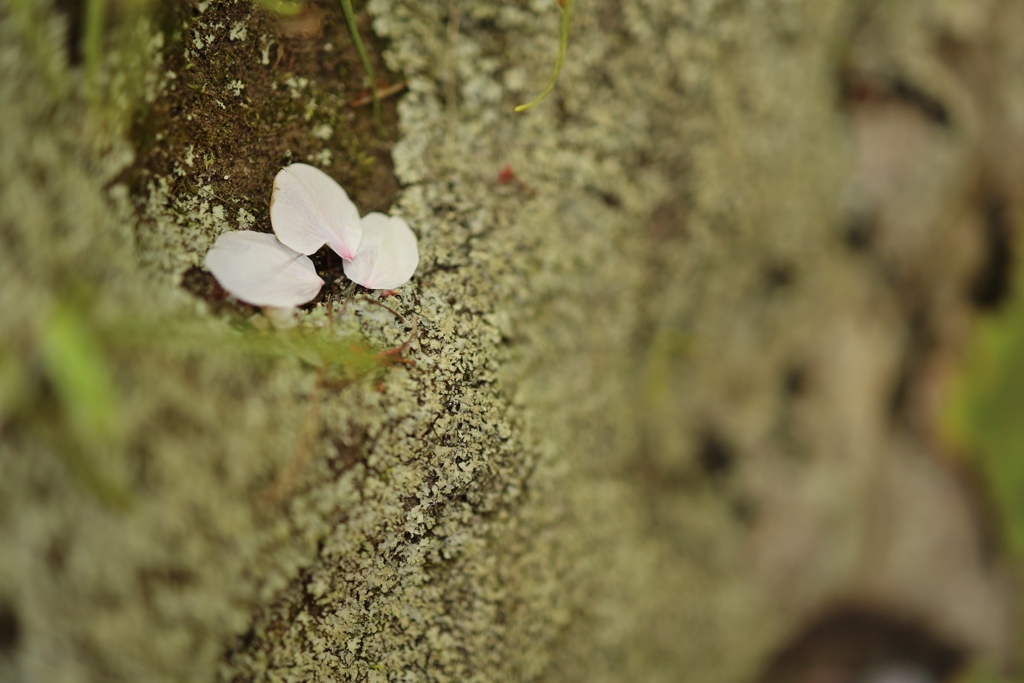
(2, 0, 1022, 682)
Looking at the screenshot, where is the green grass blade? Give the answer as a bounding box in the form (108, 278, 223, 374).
(340, 0, 384, 136)
(41, 304, 121, 444)
(515, 0, 573, 113)
(83, 0, 107, 98)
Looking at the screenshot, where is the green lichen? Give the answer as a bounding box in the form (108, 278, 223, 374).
(944, 266, 1024, 561)
(943, 257, 1024, 667)
(4, 0, 1022, 681)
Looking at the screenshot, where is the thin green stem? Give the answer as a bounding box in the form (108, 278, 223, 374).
(252, 0, 305, 16)
(339, 0, 384, 136)
(84, 0, 107, 99)
(514, 0, 573, 113)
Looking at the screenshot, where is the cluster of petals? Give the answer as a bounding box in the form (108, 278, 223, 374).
(204, 163, 418, 308)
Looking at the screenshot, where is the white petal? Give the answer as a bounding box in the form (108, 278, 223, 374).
(342, 213, 419, 290)
(270, 163, 363, 259)
(204, 231, 324, 307)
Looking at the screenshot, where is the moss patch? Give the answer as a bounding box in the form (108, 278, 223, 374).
(129, 0, 402, 310)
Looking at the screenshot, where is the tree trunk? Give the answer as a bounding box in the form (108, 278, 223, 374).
(2, 0, 1022, 681)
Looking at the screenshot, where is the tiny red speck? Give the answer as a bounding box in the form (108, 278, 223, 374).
(498, 165, 516, 185)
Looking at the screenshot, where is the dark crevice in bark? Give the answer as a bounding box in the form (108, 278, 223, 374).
(890, 77, 951, 127)
(762, 263, 797, 296)
(841, 209, 877, 253)
(52, 0, 85, 66)
(969, 196, 1015, 310)
(0, 601, 19, 655)
(839, 70, 950, 128)
(697, 429, 734, 480)
(781, 365, 808, 398)
(755, 607, 966, 683)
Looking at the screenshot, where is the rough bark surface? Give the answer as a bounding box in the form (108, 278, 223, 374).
(2, 0, 1023, 682)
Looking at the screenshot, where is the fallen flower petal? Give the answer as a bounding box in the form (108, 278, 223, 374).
(270, 163, 363, 259)
(204, 231, 324, 307)
(342, 213, 419, 290)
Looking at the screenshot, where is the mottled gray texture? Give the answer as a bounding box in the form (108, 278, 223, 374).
(2, 0, 1023, 681)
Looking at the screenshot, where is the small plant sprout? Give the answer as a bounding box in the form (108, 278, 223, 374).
(204, 230, 325, 307)
(270, 163, 419, 290)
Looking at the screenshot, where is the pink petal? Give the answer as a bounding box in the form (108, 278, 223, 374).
(204, 231, 324, 307)
(342, 213, 419, 290)
(270, 163, 363, 259)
